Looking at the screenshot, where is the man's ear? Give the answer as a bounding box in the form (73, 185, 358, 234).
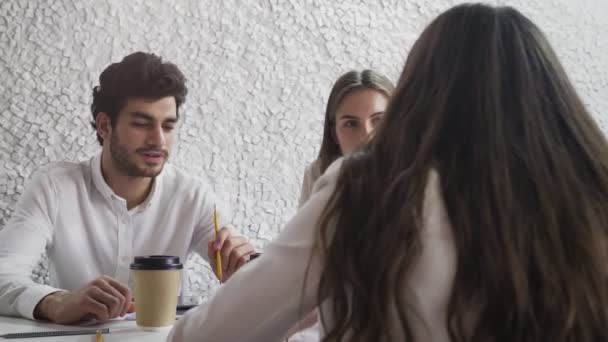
(96, 112, 112, 142)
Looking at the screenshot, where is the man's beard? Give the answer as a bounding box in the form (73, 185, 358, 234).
(109, 132, 168, 178)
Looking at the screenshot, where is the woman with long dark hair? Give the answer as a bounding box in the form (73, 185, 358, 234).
(169, 3, 608, 341)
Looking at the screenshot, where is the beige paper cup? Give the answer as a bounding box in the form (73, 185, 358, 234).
(130, 255, 183, 330)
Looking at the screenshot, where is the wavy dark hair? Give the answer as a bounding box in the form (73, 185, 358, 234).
(90, 52, 188, 144)
(316, 3, 608, 341)
(317, 70, 395, 173)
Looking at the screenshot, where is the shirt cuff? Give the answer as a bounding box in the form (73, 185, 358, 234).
(16, 284, 62, 320)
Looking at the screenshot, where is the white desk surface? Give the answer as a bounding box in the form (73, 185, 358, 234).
(0, 316, 169, 341)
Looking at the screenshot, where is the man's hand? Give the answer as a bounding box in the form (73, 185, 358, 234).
(33, 275, 134, 324)
(207, 227, 255, 282)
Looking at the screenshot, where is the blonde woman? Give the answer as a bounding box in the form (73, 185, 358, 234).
(289, 69, 394, 341)
(298, 69, 395, 206)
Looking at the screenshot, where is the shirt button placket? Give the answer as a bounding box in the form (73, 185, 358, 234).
(123, 215, 134, 283)
(115, 209, 131, 284)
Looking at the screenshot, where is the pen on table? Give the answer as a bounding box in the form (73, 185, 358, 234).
(0, 328, 109, 339)
(214, 205, 223, 283)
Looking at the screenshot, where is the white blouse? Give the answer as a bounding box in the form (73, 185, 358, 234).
(168, 159, 456, 342)
(297, 158, 322, 208)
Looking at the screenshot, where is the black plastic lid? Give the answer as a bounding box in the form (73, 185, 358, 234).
(130, 255, 183, 270)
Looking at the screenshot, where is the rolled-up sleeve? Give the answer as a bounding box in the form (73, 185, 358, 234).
(168, 160, 341, 342)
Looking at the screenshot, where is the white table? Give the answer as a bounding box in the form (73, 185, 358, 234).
(0, 316, 169, 341)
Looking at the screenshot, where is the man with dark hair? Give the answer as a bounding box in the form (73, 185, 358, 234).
(0, 52, 255, 324)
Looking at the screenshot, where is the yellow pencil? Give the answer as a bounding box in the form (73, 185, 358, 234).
(214, 205, 223, 283)
(96, 329, 103, 342)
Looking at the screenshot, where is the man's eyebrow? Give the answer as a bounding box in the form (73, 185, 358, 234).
(129, 112, 177, 124)
(129, 112, 155, 121)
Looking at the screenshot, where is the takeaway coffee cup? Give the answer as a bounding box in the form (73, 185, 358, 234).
(130, 255, 183, 330)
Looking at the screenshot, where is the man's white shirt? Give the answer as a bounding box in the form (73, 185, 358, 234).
(0, 153, 229, 319)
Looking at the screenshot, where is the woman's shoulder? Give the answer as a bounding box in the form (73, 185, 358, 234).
(310, 158, 343, 194)
(304, 159, 323, 182)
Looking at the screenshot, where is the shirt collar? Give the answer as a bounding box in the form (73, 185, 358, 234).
(90, 152, 162, 211)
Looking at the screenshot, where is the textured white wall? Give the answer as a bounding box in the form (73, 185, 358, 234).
(1, 0, 606, 299)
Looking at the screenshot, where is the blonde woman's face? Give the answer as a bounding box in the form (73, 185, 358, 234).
(334, 88, 389, 155)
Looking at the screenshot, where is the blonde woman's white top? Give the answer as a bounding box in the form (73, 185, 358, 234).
(168, 159, 457, 342)
(297, 159, 322, 208)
